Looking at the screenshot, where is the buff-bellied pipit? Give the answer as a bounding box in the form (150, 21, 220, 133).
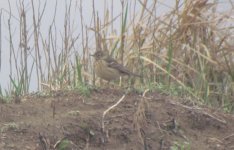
(91, 50, 140, 82)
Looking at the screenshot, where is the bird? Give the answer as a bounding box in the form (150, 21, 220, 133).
(91, 50, 141, 82)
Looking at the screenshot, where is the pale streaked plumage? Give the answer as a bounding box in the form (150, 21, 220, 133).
(91, 50, 140, 81)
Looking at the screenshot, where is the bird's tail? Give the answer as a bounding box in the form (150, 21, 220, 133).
(131, 72, 142, 78)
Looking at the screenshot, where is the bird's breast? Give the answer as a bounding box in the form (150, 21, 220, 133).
(94, 60, 120, 81)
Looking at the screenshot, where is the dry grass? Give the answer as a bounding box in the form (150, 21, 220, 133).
(0, 0, 234, 111)
(133, 89, 149, 147)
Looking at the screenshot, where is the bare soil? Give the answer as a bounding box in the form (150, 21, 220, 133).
(0, 89, 234, 150)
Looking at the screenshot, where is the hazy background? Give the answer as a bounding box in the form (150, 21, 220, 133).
(0, 0, 233, 93)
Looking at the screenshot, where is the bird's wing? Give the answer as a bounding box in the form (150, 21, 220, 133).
(105, 57, 132, 75)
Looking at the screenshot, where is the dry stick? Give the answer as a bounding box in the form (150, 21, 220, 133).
(79, 0, 87, 82)
(102, 94, 126, 132)
(223, 133, 234, 141)
(7, 0, 15, 84)
(31, 0, 40, 90)
(21, 3, 29, 93)
(142, 89, 149, 97)
(134, 89, 149, 147)
(0, 10, 1, 71)
(92, 0, 97, 86)
(169, 100, 227, 124)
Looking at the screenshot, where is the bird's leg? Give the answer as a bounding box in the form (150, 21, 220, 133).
(119, 76, 122, 87)
(125, 76, 142, 94)
(107, 80, 117, 89)
(125, 76, 133, 91)
(129, 76, 135, 88)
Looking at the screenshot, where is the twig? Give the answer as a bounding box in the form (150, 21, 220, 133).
(38, 133, 50, 150)
(102, 94, 126, 132)
(202, 111, 227, 124)
(169, 100, 227, 124)
(222, 133, 234, 141)
(142, 89, 149, 97)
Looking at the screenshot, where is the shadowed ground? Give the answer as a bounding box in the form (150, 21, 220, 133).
(0, 89, 234, 150)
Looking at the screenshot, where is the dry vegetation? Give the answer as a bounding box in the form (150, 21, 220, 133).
(0, 0, 234, 149)
(0, 0, 234, 110)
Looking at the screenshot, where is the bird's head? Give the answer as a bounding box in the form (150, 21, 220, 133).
(91, 50, 109, 60)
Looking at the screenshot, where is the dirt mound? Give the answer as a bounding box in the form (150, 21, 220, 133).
(0, 89, 234, 150)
